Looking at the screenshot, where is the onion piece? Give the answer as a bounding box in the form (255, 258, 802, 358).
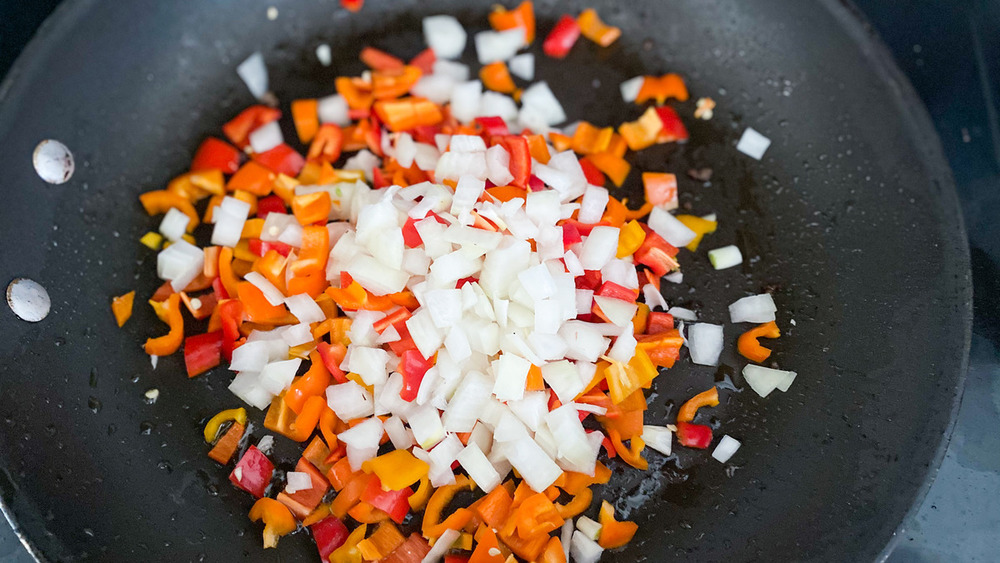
(244, 272, 285, 306)
(327, 380, 375, 420)
(593, 295, 638, 327)
(258, 359, 301, 395)
(642, 425, 673, 456)
(737, 127, 771, 160)
(687, 323, 724, 366)
(743, 364, 797, 397)
(423, 15, 467, 59)
(248, 120, 283, 153)
(619, 75, 644, 103)
(457, 442, 501, 492)
(491, 353, 531, 401)
(508, 53, 534, 81)
(318, 94, 350, 126)
(284, 294, 325, 324)
(520, 81, 566, 125)
(228, 371, 273, 410)
(158, 207, 189, 242)
(285, 471, 312, 494)
(729, 293, 777, 323)
(422, 528, 460, 563)
(157, 240, 204, 291)
(642, 284, 669, 311)
(578, 226, 620, 270)
(712, 435, 741, 463)
(648, 206, 697, 247)
(668, 306, 697, 321)
(474, 28, 525, 64)
(708, 244, 743, 270)
(237, 52, 268, 100)
(576, 516, 602, 541)
(315, 44, 332, 66)
(499, 436, 562, 492)
(570, 530, 604, 563)
(229, 341, 269, 373)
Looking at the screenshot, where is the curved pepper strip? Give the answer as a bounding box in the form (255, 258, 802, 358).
(422, 475, 475, 538)
(737, 321, 781, 363)
(284, 395, 327, 442)
(606, 428, 648, 470)
(144, 293, 184, 356)
(408, 475, 432, 511)
(217, 247, 241, 300)
(330, 524, 367, 563)
(676, 386, 719, 423)
(596, 500, 638, 549)
(285, 351, 331, 414)
(248, 498, 296, 549)
(319, 408, 340, 452)
(203, 407, 248, 442)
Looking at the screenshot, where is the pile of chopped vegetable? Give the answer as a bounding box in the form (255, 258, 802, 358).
(114, 3, 793, 561)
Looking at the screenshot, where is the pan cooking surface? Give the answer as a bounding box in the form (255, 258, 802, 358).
(0, 0, 970, 560)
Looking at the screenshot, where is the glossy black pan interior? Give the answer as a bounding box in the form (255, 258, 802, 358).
(0, 0, 971, 560)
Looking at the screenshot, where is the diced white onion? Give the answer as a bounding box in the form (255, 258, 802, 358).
(743, 364, 797, 397)
(729, 293, 777, 323)
(316, 44, 332, 66)
(508, 53, 534, 81)
(157, 240, 204, 291)
(244, 272, 285, 306)
(422, 528, 460, 563)
(284, 294, 325, 324)
(327, 381, 375, 420)
(520, 82, 566, 125)
(648, 206, 697, 247)
(708, 244, 743, 270)
(258, 359, 301, 395)
(248, 121, 283, 154)
(642, 425, 673, 456)
(285, 471, 312, 494)
(712, 435, 741, 463)
(457, 443, 501, 492)
(737, 127, 771, 160)
(423, 15, 467, 59)
(474, 28, 525, 65)
(158, 208, 189, 242)
(620, 75, 644, 103)
(642, 284, 669, 311)
(570, 530, 604, 563)
(237, 52, 268, 100)
(318, 94, 350, 126)
(576, 516, 602, 541)
(668, 306, 698, 321)
(687, 323, 724, 366)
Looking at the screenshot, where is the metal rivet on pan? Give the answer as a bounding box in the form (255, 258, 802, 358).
(32, 139, 74, 184)
(7, 278, 51, 322)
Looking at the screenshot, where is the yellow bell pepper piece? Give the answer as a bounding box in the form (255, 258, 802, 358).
(675, 215, 718, 251)
(248, 498, 296, 549)
(362, 449, 430, 491)
(203, 407, 248, 442)
(616, 220, 646, 258)
(139, 231, 163, 250)
(408, 475, 433, 511)
(329, 524, 367, 563)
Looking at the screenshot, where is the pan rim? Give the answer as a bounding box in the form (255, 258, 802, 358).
(0, 0, 974, 561)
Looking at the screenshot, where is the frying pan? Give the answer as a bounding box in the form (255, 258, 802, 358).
(0, 0, 972, 561)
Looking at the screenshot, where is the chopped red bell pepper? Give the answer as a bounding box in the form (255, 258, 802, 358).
(254, 144, 306, 177)
(374, 308, 412, 333)
(497, 135, 531, 187)
(183, 330, 223, 378)
(372, 166, 391, 189)
(230, 445, 274, 498)
(311, 515, 350, 561)
(361, 475, 413, 524)
(409, 124, 440, 145)
(409, 48, 436, 74)
(675, 422, 713, 449)
(248, 238, 293, 258)
(543, 15, 581, 59)
(317, 341, 348, 384)
(341, 0, 363, 13)
(402, 216, 423, 248)
(595, 281, 638, 303)
(190, 137, 241, 174)
(634, 225, 680, 277)
(575, 270, 603, 291)
(527, 174, 545, 191)
(218, 299, 244, 362)
(562, 222, 583, 249)
(579, 157, 606, 186)
(476, 116, 509, 137)
(444, 556, 470, 563)
(256, 194, 286, 219)
(223, 105, 282, 148)
(386, 322, 418, 357)
(398, 349, 433, 402)
(646, 311, 674, 334)
(212, 276, 230, 301)
(655, 105, 690, 143)
(456, 277, 478, 289)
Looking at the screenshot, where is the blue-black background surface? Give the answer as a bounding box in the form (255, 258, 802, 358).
(0, 1, 997, 561)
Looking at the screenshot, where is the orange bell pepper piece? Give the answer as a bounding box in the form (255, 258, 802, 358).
(510, 493, 564, 539)
(475, 482, 514, 529)
(253, 249, 288, 294)
(291, 99, 319, 144)
(236, 281, 287, 323)
(227, 161, 275, 196)
(585, 152, 631, 187)
(407, 475, 432, 511)
(480, 62, 516, 94)
(139, 190, 199, 231)
(285, 351, 330, 414)
(336, 77, 374, 110)
(571, 122, 613, 155)
(207, 421, 244, 465)
(606, 428, 648, 470)
(111, 290, 135, 327)
(287, 271, 328, 299)
(291, 191, 331, 226)
(291, 225, 330, 277)
(218, 247, 241, 299)
(540, 535, 567, 563)
(248, 498, 296, 548)
(349, 502, 391, 524)
(327, 457, 356, 492)
(422, 475, 475, 538)
(307, 124, 344, 163)
(144, 293, 184, 356)
(737, 321, 781, 363)
(318, 409, 340, 460)
(373, 65, 423, 100)
(374, 98, 443, 132)
(303, 435, 334, 475)
(636, 73, 689, 104)
(555, 487, 592, 519)
(524, 134, 550, 163)
(549, 131, 572, 152)
(577, 8, 620, 47)
(488, 0, 536, 44)
(597, 500, 638, 549)
(676, 386, 719, 423)
(357, 521, 406, 560)
(332, 472, 374, 518)
(470, 526, 507, 563)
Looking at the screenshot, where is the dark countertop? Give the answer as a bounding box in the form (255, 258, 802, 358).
(1, 1, 997, 561)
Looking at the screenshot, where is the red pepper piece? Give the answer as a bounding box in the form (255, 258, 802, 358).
(495, 135, 531, 187)
(646, 311, 674, 334)
(254, 144, 306, 177)
(402, 216, 423, 248)
(595, 281, 638, 303)
(230, 446, 274, 498)
(223, 105, 281, 148)
(256, 194, 286, 219)
(579, 157, 606, 186)
(311, 515, 350, 561)
(317, 341, 348, 384)
(634, 225, 680, 277)
(361, 475, 413, 524)
(398, 349, 433, 402)
(218, 299, 244, 362)
(372, 166, 391, 189)
(248, 238, 293, 258)
(655, 106, 690, 143)
(575, 270, 603, 291)
(527, 174, 545, 191)
(341, 0, 363, 12)
(191, 137, 241, 174)
(675, 422, 713, 449)
(409, 48, 436, 74)
(183, 330, 223, 378)
(562, 222, 583, 249)
(543, 15, 581, 59)
(476, 116, 509, 138)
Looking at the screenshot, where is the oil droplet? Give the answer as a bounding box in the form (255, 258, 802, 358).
(139, 421, 155, 435)
(87, 397, 101, 413)
(82, 527, 94, 538)
(45, 424, 57, 437)
(89, 368, 98, 388)
(157, 460, 173, 473)
(107, 424, 117, 436)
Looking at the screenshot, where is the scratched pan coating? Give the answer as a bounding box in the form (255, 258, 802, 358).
(0, 0, 970, 561)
